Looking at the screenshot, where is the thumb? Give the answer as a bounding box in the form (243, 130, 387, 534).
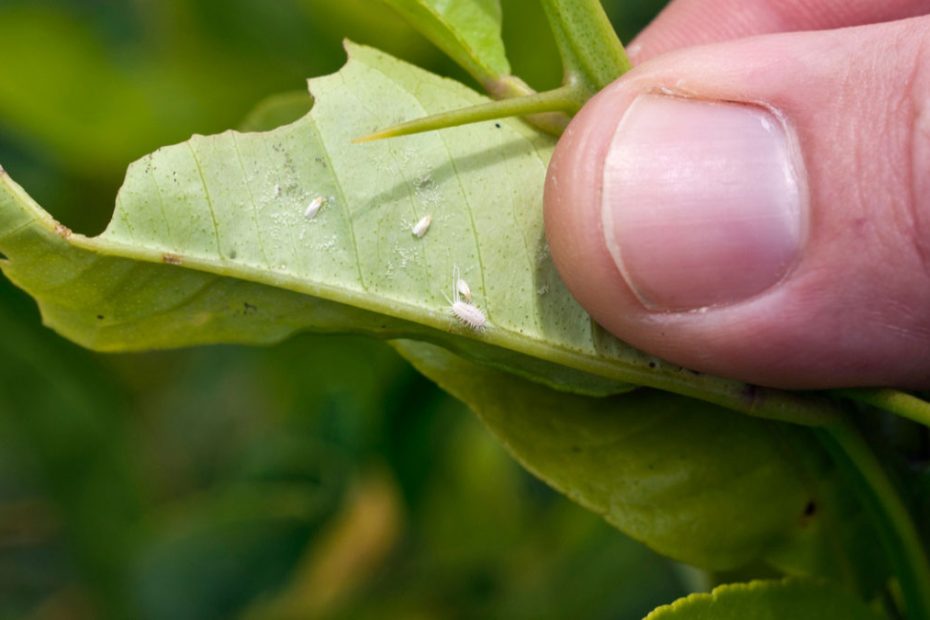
(544, 17, 930, 389)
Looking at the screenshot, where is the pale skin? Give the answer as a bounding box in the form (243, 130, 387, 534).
(544, 0, 930, 389)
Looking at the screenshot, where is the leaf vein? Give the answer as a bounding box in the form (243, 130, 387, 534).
(186, 142, 224, 258)
(306, 107, 366, 291)
(147, 158, 175, 250)
(394, 76, 488, 313)
(230, 133, 271, 268)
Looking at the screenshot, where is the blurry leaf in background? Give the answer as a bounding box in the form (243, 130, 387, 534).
(602, 0, 669, 40)
(0, 278, 143, 618)
(238, 93, 315, 134)
(248, 467, 404, 618)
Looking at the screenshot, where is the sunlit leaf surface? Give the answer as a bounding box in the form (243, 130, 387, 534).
(645, 578, 878, 620)
(379, 0, 510, 84)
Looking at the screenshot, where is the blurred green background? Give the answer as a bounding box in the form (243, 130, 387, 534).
(0, 1, 688, 618)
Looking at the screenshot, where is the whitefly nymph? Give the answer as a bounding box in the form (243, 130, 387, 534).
(448, 266, 486, 330)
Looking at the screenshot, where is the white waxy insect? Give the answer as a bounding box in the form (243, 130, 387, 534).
(411, 214, 432, 238)
(448, 266, 486, 330)
(304, 195, 326, 220)
(455, 277, 472, 302)
(451, 298, 487, 331)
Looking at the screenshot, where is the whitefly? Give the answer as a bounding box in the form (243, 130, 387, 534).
(448, 266, 486, 330)
(304, 195, 326, 220)
(411, 214, 432, 238)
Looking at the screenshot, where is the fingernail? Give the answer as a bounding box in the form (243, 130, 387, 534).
(602, 94, 805, 311)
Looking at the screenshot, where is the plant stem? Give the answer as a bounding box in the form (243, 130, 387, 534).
(353, 86, 579, 143)
(539, 0, 632, 93)
(815, 422, 930, 620)
(834, 388, 930, 429)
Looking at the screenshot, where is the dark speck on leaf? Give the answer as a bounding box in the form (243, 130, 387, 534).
(803, 500, 817, 517)
(228, 249, 237, 260)
(243, 302, 258, 315)
(96, 315, 104, 320)
(494, 122, 501, 128)
(648, 361, 657, 369)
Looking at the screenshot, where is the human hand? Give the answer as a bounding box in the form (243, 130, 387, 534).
(544, 0, 930, 389)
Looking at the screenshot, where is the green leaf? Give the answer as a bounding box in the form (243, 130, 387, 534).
(814, 423, 930, 619)
(643, 578, 878, 620)
(0, 5, 164, 173)
(0, 293, 143, 618)
(0, 42, 841, 423)
(238, 91, 314, 133)
(134, 477, 344, 620)
(378, 0, 510, 86)
(393, 340, 880, 573)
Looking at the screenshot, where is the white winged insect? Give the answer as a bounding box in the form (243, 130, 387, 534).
(455, 276, 472, 303)
(411, 214, 432, 238)
(304, 195, 326, 220)
(447, 266, 486, 330)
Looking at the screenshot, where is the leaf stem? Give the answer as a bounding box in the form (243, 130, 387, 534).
(834, 388, 930, 429)
(353, 86, 579, 143)
(540, 0, 632, 93)
(815, 422, 930, 620)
